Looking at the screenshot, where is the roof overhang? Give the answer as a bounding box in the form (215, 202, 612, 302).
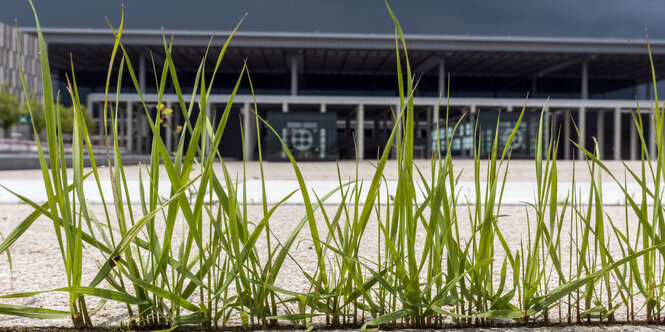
(20, 28, 665, 91)
(19, 27, 665, 54)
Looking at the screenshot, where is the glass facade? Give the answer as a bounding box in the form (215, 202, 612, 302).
(431, 111, 542, 158)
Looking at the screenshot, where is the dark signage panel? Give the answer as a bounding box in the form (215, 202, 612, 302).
(265, 112, 338, 161)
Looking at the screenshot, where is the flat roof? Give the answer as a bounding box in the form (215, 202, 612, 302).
(22, 28, 665, 88)
(21, 28, 665, 54)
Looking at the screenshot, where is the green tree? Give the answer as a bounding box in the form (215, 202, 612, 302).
(0, 84, 20, 138)
(57, 103, 97, 135)
(20, 93, 45, 134)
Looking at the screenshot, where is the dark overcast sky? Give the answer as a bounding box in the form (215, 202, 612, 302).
(2, 0, 665, 39)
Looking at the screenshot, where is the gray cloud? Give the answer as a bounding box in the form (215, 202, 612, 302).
(1, 0, 664, 39)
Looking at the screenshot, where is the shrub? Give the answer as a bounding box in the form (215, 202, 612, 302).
(20, 93, 44, 134)
(0, 84, 20, 138)
(55, 103, 96, 135)
(19, 94, 96, 136)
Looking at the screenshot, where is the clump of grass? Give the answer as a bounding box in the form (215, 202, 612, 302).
(3, 0, 665, 330)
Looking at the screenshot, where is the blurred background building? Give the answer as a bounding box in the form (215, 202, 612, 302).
(2, 0, 665, 162)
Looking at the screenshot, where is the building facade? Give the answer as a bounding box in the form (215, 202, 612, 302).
(0, 21, 41, 101)
(12, 27, 665, 161)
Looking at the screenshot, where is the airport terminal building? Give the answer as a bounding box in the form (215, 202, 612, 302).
(5, 21, 665, 161)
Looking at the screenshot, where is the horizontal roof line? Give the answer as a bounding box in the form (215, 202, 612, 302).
(18, 27, 665, 54)
(86, 93, 657, 110)
(18, 27, 662, 44)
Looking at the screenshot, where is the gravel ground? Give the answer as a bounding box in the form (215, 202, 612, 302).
(2, 326, 665, 331)
(2, 326, 665, 332)
(0, 160, 656, 329)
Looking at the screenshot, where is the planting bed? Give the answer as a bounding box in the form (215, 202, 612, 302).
(0, 200, 658, 328)
(3, 1, 665, 330)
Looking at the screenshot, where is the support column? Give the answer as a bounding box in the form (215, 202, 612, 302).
(396, 102, 403, 129)
(87, 97, 98, 145)
(282, 102, 288, 113)
(581, 60, 589, 100)
(438, 58, 445, 97)
(630, 110, 638, 160)
(596, 110, 604, 159)
(139, 53, 146, 93)
(290, 56, 298, 96)
(614, 107, 621, 160)
(431, 103, 440, 156)
(393, 102, 402, 159)
(564, 109, 571, 159)
(205, 102, 211, 154)
(577, 108, 586, 160)
(550, 109, 557, 143)
(544, 106, 550, 153)
(320, 103, 326, 113)
(166, 101, 173, 152)
(126, 101, 133, 153)
(426, 106, 433, 156)
(469, 105, 477, 158)
(356, 104, 365, 160)
(414, 109, 421, 139)
(242, 101, 255, 161)
(382, 111, 388, 145)
(138, 106, 146, 154)
(650, 110, 657, 160)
